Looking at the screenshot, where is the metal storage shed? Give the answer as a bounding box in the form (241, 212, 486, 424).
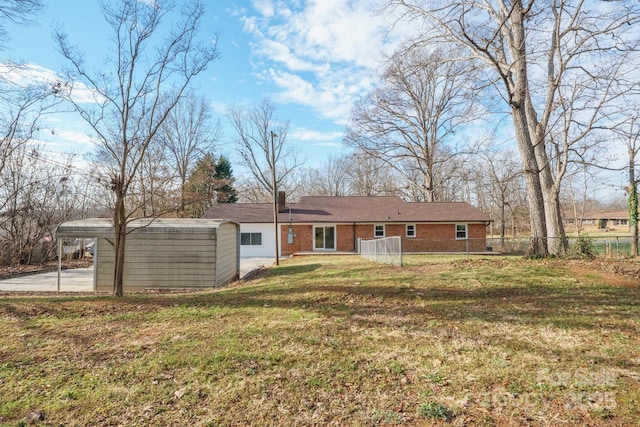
(56, 218, 240, 292)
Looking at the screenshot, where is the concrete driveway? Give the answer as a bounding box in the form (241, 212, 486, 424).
(0, 257, 275, 292)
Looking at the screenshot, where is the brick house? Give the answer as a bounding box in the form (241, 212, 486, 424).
(204, 194, 491, 258)
(563, 210, 630, 233)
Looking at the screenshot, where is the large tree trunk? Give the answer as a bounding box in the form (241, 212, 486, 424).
(423, 170, 434, 202)
(509, 3, 548, 257)
(543, 183, 568, 256)
(113, 221, 126, 297)
(499, 196, 506, 247)
(512, 107, 548, 257)
(533, 124, 567, 255)
(630, 150, 638, 257)
(535, 138, 567, 255)
(112, 177, 126, 297)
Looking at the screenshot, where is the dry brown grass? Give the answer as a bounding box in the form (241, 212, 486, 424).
(0, 255, 639, 426)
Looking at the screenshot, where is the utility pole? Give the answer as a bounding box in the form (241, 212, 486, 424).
(270, 130, 279, 265)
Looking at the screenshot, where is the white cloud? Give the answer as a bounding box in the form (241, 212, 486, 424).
(252, 0, 275, 18)
(0, 62, 58, 87)
(209, 100, 230, 116)
(264, 66, 376, 124)
(240, 0, 406, 125)
(0, 62, 100, 104)
(55, 130, 95, 147)
(289, 128, 343, 142)
(66, 82, 102, 104)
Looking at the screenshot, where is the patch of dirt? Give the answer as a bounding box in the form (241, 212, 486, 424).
(239, 267, 268, 281)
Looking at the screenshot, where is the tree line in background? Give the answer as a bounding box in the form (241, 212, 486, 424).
(233, 0, 640, 259)
(1, 1, 640, 293)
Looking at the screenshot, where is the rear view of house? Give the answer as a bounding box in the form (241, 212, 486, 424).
(204, 194, 491, 258)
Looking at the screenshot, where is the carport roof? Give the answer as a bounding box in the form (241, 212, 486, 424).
(57, 218, 237, 238)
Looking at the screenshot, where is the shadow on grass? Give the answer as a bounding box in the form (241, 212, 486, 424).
(2, 263, 638, 329)
(2, 259, 639, 368)
(264, 263, 323, 277)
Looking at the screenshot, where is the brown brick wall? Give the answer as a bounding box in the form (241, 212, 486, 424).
(337, 224, 356, 251)
(280, 224, 313, 255)
(280, 222, 487, 255)
(402, 223, 487, 252)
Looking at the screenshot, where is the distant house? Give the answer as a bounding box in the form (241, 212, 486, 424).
(204, 193, 491, 258)
(563, 210, 630, 232)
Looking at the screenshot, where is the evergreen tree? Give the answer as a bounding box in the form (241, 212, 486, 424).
(214, 155, 238, 203)
(184, 154, 237, 217)
(185, 153, 217, 218)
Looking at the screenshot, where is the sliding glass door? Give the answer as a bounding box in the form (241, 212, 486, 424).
(314, 226, 335, 250)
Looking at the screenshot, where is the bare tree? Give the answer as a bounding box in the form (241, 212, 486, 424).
(608, 105, 640, 256)
(229, 98, 301, 199)
(476, 150, 526, 247)
(346, 47, 477, 202)
(0, 144, 75, 265)
(160, 94, 219, 214)
(55, 0, 219, 296)
(129, 143, 175, 217)
(391, 0, 640, 256)
(299, 154, 352, 197)
(346, 151, 400, 197)
(562, 167, 599, 237)
(0, 0, 43, 46)
(0, 81, 63, 265)
(0, 0, 47, 181)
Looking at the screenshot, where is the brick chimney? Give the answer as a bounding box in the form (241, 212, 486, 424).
(277, 191, 286, 213)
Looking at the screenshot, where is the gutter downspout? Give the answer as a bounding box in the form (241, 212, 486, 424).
(353, 222, 356, 252)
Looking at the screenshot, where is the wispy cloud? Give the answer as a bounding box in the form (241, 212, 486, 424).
(290, 128, 343, 142)
(238, 0, 406, 126)
(54, 130, 95, 147)
(0, 62, 59, 87)
(0, 62, 100, 104)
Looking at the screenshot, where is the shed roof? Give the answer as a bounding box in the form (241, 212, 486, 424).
(57, 218, 237, 238)
(203, 196, 490, 224)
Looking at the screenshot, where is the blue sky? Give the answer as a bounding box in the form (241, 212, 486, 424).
(1, 0, 409, 169)
(0, 0, 628, 202)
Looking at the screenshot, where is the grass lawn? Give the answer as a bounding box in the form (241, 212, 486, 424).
(1, 255, 639, 426)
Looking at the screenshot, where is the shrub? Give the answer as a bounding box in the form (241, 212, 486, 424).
(568, 236, 596, 259)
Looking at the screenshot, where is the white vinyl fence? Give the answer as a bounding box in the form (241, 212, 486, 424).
(358, 236, 402, 266)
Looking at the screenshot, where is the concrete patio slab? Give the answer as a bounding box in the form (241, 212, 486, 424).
(0, 257, 275, 292)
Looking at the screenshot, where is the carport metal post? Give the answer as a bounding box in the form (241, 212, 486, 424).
(270, 130, 279, 266)
(466, 238, 469, 261)
(57, 237, 62, 292)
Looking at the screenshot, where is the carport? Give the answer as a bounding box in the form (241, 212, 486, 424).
(56, 218, 240, 292)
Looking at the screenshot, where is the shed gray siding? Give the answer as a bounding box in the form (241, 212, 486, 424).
(213, 222, 240, 287)
(57, 219, 239, 292)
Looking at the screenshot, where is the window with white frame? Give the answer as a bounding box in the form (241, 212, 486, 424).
(374, 224, 385, 238)
(240, 232, 262, 246)
(406, 224, 416, 238)
(455, 224, 468, 240)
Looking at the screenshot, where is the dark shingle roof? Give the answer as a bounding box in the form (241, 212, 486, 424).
(204, 203, 273, 223)
(203, 196, 490, 224)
